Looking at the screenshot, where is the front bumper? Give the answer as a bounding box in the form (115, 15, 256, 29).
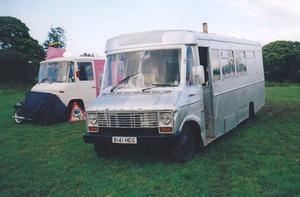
(83, 128, 181, 145)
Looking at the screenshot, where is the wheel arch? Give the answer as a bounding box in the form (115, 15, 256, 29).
(67, 98, 85, 110)
(179, 116, 204, 150)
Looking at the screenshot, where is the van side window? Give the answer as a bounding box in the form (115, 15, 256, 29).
(211, 49, 221, 81)
(68, 61, 75, 82)
(236, 51, 247, 76)
(78, 62, 94, 81)
(221, 50, 235, 79)
(186, 46, 195, 85)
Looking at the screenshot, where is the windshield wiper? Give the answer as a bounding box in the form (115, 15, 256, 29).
(41, 77, 58, 83)
(151, 83, 177, 87)
(41, 77, 49, 83)
(110, 72, 139, 92)
(142, 83, 177, 91)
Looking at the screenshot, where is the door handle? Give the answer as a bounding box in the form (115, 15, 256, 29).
(188, 93, 196, 97)
(92, 86, 96, 88)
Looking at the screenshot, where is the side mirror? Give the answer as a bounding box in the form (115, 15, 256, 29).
(192, 65, 205, 85)
(99, 73, 103, 86)
(75, 71, 80, 78)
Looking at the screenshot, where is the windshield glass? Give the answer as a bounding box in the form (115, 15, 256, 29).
(38, 61, 70, 83)
(102, 49, 181, 90)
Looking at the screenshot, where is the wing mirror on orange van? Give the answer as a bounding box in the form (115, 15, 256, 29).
(76, 71, 80, 79)
(99, 73, 103, 86)
(192, 65, 205, 85)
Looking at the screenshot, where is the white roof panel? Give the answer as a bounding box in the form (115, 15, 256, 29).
(105, 30, 260, 52)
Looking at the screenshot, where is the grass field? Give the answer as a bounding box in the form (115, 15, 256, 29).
(0, 86, 299, 197)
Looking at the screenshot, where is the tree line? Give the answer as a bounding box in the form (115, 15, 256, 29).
(263, 41, 300, 83)
(0, 16, 299, 85)
(0, 16, 68, 85)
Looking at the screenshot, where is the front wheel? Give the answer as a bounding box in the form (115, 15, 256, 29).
(171, 125, 195, 163)
(13, 108, 24, 124)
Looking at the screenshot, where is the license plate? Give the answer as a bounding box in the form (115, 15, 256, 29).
(112, 136, 137, 144)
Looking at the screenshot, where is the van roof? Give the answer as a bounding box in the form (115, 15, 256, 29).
(41, 56, 104, 63)
(105, 30, 261, 52)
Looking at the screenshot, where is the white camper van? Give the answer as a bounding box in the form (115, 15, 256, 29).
(83, 29, 265, 162)
(13, 57, 105, 125)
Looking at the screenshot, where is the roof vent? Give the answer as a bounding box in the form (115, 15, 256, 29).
(119, 31, 162, 46)
(202, 23, 208, 33)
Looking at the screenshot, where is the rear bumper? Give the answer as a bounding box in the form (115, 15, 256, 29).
(83, 131, 181, 145)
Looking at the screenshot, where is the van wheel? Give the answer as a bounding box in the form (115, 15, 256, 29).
(94, 143, 112, 158)
(248, 102, 255, 121)
(37, 106, 51, 126)
(13, 108, 24, 124)
(66, 102, 74, 120)
(171, 125, 195, 163)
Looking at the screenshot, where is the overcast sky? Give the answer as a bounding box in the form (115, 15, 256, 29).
(1, 0, 299, 56)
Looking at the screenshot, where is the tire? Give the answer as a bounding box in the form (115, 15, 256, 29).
(13, 108, 24, 124)
(248, 102, 255, 121)
(171, 125, 195, 163)
(94, 143, 113, 158)
(37, 106, 51, 126)
(66, 102, 74, 120)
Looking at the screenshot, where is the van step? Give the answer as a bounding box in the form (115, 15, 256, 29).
(205, 136, 216, 145)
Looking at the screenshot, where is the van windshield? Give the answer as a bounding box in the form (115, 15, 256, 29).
(103, 49, 181, 90)
(38, 61, 70, 83)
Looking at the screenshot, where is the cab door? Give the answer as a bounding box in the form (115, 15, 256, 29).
(185, 46, 204, 126)
(75, 61, 96, 107)
(62, 61, 77, 105)
(198, 47, 214, 137)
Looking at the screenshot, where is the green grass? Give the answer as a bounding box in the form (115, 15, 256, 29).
(0, 86, 300, 197)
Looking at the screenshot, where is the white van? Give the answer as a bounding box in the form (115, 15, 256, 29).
(13, 57, 105, 125)
(83, 30, 265, 162)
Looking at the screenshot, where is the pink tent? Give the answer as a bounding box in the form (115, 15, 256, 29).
(46, 47, 65, 59)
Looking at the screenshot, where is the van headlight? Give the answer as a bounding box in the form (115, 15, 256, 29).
(159, 112, 172, 125)
(159, 112, 173, 134)
(87, 113, 97, 126)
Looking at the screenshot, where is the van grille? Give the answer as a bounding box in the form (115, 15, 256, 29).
(97, 112, 158, 128)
